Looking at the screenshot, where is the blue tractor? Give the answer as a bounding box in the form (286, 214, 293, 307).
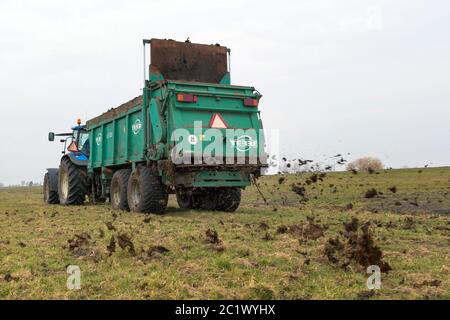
(44, 119, 93, 205)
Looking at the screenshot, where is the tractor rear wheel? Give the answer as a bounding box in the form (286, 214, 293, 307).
(127, 166, 168, 214)
(43, 171, 59, 204)
(216, 187, 241, 212)
(58, 157, 88, 205)
(111, 169, 131, 211)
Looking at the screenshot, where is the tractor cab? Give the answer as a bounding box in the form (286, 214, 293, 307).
(47, 119, 89, 164)
(69, 124, 90, 157)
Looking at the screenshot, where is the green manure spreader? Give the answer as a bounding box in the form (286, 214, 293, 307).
(44, 39, 267, 213)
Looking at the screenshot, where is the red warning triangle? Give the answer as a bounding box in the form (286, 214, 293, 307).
(209, 113, 228, 129)
(67, 141, 79, 152)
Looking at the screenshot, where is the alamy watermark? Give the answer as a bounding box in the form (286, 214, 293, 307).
(169, 123, 279, 167)
(66, 265, 81, 290)
(366, 265, 381, 290)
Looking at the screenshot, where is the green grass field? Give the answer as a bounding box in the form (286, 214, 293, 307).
(0, 167, 449, 299)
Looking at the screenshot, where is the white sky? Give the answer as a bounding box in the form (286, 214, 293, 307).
(0, 0, 449, 185)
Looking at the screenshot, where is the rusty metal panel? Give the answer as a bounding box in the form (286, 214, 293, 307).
(150, 39, 228, 83)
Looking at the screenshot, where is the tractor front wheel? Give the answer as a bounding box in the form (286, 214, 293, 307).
(43, 170, 59, 204)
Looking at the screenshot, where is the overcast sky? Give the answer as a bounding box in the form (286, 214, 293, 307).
(0, 0, 449, 185)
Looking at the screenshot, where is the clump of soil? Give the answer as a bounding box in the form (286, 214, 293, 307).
(291, 183, 308, 202)
(105, 222, 116, 231)
(65, 232, 101, 261)
(402, 217, 416, 230)
(305, 173, 326, 185)
(3, 273, 18, 282)
(302, 217, 325, 240)
(277, 225, 288, 234)
(278, 177, 286, 184)
(262, 232, 274, 241)
(204, 228, 222, 245)
(147, 245, 170, 256)
(137, 245, 170, 263)
(365, 188, 378, 199)
(106, 235, 116, 255)
(258, 222, 269, 231)
(388, 186, 397, 193)
(286, 218, 325, 240)
(345, 203, 354, 210)
(117, 233, 136, 256)
(324, 218, 391, 273)
(414, 279, 441, 288)
(344, 217, 359, 233)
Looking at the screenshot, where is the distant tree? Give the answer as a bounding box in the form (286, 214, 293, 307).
(28, 181, 33, 187)
(346, 156, 384, 172)
(0, 182, 4, 188)
(20, 180, 26, 187)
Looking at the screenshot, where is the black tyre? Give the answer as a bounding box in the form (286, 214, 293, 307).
(216, 187, 241, 212)
(195, 192, 218, 210)
(58, 157, 88, 205)
(176, 190, 194, 209)
(127, 166, 168, 214)
(111, 169, 131, 211)
(43, 170, 59, 204)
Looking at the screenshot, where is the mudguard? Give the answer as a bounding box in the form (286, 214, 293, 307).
(46, 168, 59, 192)
(67, 153, 88, 167)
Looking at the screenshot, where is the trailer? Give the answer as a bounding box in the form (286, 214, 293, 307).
(44, 39, 267, 213)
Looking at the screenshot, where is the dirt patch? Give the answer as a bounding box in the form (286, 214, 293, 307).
(302, 218, 325, 240)
(147, 245, 170, 256)
(286, 218, 325, 240)
(204, 228, 222, 245)
(365, 188, 378, 199)
(117, 233, 136, 256)
(324, 218, 391, 273)
(65, 232, 101, 261)
(277, 225, 288, 234)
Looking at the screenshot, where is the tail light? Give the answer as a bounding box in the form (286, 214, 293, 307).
(67, 141, 79, 152)
(244, 98, 259, 107)
(177, 93, 198, 103)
